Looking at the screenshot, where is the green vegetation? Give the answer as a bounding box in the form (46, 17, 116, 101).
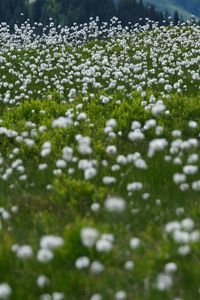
(0, 21, 200, 300)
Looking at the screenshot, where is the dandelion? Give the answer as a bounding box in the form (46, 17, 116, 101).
(52, 292, 64, 300)
(115, 291, 127, 300)
(164, 262, 177, 274)
(90, 261, 105, 274)
(84, 167, 97, 180)
(0, 283, 12, 299)
(130, 237, 141, 249)
(96, 239, 113, 253)
(128, 130, 145, 142)
(90, 294, 102, 300)
(183, 165, 198, 175)
(36, 276, 50, 288)
(124, 261, 134, 270)
(178, 245, 191, 256)
(80, 227, 99, 247)
(75, 256, 90, 269)
(156, 273, 173, 291)
(16, 245, 33, 259)
(37, 249, 54, 263)
(148, 138, 168, 157)
(104, 196, 126, 213)
(40, 235, 64, 250)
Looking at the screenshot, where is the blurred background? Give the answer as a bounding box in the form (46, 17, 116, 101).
(0, 0, 200, 27)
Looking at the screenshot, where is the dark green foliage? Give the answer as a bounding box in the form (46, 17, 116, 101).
(0, 0, 165, 27)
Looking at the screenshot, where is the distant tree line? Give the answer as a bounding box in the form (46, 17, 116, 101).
(0, 0, 193, 27)
(0, 0, 166, 27)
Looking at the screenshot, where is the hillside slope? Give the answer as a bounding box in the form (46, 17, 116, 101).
(144, 0, 200, 19)
(0, 20, 200, 299)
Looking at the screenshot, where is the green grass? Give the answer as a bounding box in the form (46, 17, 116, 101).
(0, 24, 200, 300)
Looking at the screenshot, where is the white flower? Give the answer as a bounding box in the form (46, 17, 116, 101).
(79, 144, 92, 155)
(173, 173, 186, 184)
(75, 256, 90, 269)
(181, 218, 194, 231)
(90, 203, 100, 212)
(165, 221, 181, 233)
(106, 145, 117, 155)
(56, 160, 67, 168)
(127, 182, 143, 191)
(52, 117, 73, 128)
(38, 163, 48, 170)
(128, 130, 144, 142)
(36, 275, 50, 288)
(37, 249, 54, 263)
(173, 230, 190, 244)
(106, 118, 117, 128)
(39, 294, 51, 300)
(52, 292, 64, 300)
(130, 237, 141, 249)
(187, 153, 198, 164)
(124, 261, 134, 270)
(80, 227, 99, 247)
(40, 235, 64, 250)
(104, 196, 126, 213)
(90, 261, 104, 274)
(102, 176, 117, 185)
(178, 245, 191, 256)
(116, 155, 127, 165)
(183, 165, 198, 175)
(134, 158, 148, 169)
(131, 121, 141, 130)
(84, 167, 96, 180)
(190, 230, 200, 242)
(164, 262, 177, 274)
(156, 273, 173, 291)
(16, 245, 33, 259)
(90, 294, 102, 300)
(0, 283, 12, 299)
(62, 146, 73, 161)
(152, 103, 166, 115)
(41, 142, 51, 157)
(115, 291, 127, 300)
(188, 120, 197, 128)
(192, 180, 200, 191)
(96, 239, 112, 253)
(148, 139, 168, 157)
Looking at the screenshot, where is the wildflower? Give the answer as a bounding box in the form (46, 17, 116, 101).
(130, 237, 141, 249)
(115, 291, 127, 300)
(75, 256, 90, 269)
(164, 262, 177, 274)
(0, 283, 12, 299)
(102, 176, 117, 185)
(128, 130, 144, 142)
(80, 227, 99, 247)
(178, 245, 191, 256)
(36, 276, 50, 288)
(90, 261, 104, 274)
(52, 292, 64, 300)
(96, 239, 112, 253)
(104, 196, 126, 213)
(183, 165, 198, 175)
(40, 235, 64, 250)
(90, 294, 102, 300)
(148, 138, 168, 157)
(156, 273, 173, 291)
(16, 245, 33, 259)
(124, 261, 134, 270)
(37, 249, 54, 263)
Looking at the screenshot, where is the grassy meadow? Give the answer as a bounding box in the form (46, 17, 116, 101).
(0, 18, 200, 300)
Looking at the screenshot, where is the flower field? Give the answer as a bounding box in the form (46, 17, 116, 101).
(0, 18, 200, 300)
